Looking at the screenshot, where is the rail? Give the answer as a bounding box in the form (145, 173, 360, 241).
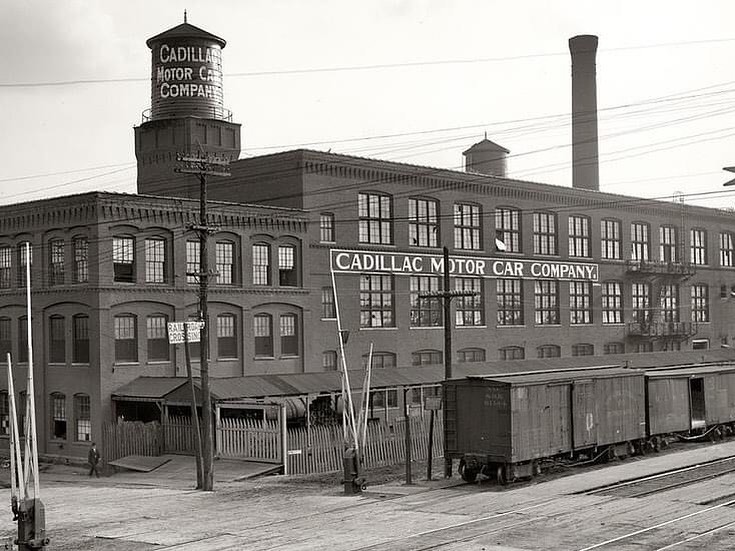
(141, 107, 233, 123)
(625, 259, 696, 277)
(626, 320, 698, 338)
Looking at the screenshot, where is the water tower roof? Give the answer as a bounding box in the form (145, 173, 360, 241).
(462, 138, 509, 156)
(146, 22, 226, 48)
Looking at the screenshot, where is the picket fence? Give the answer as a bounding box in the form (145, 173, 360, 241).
(102, 420, 163, 463)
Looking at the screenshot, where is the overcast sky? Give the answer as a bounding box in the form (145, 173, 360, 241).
(2, 0, 735, 208)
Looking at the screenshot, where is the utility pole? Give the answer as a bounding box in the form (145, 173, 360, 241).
(176, 153, 230, 491)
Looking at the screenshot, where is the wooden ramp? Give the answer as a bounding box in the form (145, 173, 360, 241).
(109, 455, 171, 472)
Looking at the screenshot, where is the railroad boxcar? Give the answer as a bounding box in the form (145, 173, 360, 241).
(443, 368, 646, 483)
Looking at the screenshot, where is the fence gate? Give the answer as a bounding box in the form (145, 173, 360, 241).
(217, 417, 282, 463)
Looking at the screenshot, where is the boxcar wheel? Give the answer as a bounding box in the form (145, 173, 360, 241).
(458, 460, 478, 483)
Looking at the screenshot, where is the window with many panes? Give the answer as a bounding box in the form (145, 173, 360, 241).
(569, 282, 592, 324)
(660, 284, 680, 322)
(321, 287, 336, 319)
(51, 393, 66, 440)
(0, 317, 10, 359)
(537, 345, 561, 358)
(568, 215, 590, 258)
(631, 222, 650, 261)
(252, 243, 270, 285)
(146, 315, 169, 361)
(0, 246, 10, 289)
(217, 314, 237, 358)
(499, 346, 525, 360)
(73, 237, 89, 284)
(497, 278, 523, 326)
(278, 245, 297, 286)
(360, 274, 394, 328)
(323, 350, 337, 371)
(632, 282, 651, 324)
(114, 315, 137, 363)
(409, 198, 439, 247)
(602, 281, 623, 324)
(145, 238, 166, 283)
(280, 314, 298, 356)
(454, 203, 481, 250)
(458, 348, 485, 362)
(690, 229, 707, 265)
(363, 352, 396, 368)
(721, 232, 735, 267)
(320, 213, 335, 243)
(112, 236, 134, 283)
(0, 393, 8, 436)
(533, 212, 557, 255)
(601, 219, 621, 260)
(660, 225, 678, 263)
(412, 350, 442, 366)
(358, 192, 392, 244)
(216, 241, 234, 285)
(49, 315, 65, 364)
(534, 280, 559, 325)
(604, 342, 625, 355)
(49, 239, 65, 285)
(74, 394, 91, 442)
(17, 242, 32, 287)
(73, 314, 89, 364)
(572, 343, 594, 356)
(495, 207, 521, 253)
(18, 317, 27, 363)
(254, 314, 273, 357)
(410, 276, 442, 327)
(455, 277, 483, 326)
(186, 240, 200, 284)
(691, 284, 709, 323)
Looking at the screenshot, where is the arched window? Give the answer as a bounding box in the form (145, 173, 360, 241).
(278, 244, 297, 287)
(412, 349, 442, 366)
(252, 243, 271, 285)
(215, 240, 236, 285)
(112, 236, 135, 283)
(74, 394, 91, 442)
(572, 343, 594, 356)
(114, 314, 138, 363)
(499, 346, 525, 360)
(322, 351, 337, 371)
(0, 245, 11, 289)
(0, 317, 11, 359)
(73, 314, 90, 364)
(362, 352, 396, 369)
(50, 392, 67, 440)
(146, 314, 169, 361)
(537, 345, 561, 358)
(457, 348, 485, 363)
(48, 238, 65, 286)
(49, 315, 66, 364)
(603, 342, 625, 355)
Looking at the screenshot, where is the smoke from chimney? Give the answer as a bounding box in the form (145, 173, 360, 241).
(569, 35, 600, 192)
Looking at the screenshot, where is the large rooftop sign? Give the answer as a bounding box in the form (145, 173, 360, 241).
(330, 249, 598, 281)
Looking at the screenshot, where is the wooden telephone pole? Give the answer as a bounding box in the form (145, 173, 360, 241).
(176, 153, 230, 491)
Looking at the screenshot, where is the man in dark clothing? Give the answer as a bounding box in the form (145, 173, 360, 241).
(88, 442, 101, 477)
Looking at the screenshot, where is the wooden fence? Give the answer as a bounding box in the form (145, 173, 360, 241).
(218, 417, 281, 463)
(102, 420, 162, 463)
(164, 415, 199, 454)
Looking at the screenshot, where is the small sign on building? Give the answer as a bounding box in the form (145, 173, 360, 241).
(425, 396, 442, 411)
(167, 321, 204, 344)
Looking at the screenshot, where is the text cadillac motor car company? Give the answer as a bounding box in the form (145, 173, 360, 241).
(330, 249, 598, 281)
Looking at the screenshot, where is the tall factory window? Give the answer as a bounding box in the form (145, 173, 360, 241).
(278, 245, 297, 287)
(537, 345, 561, 358)
(74, 394, 91, 442)
(602, 281, 623, 324)
(280, 314, 299, 356)
(114, 314, 138, 363)
(458, 348, 485, 362)
(0, 393, 8, 436)
(499, 346, 525, 360)
(660, 225, 678, 263)
(495, 207, 521, 253)
(144, 237, 166, 284)
(534, 280, 560, 325)
(412, 349, 442, 366)
(0, 245, 11, 288)
(18, 317, 27, 363)
(568, 215, 590, 258)
(604, 342, 625, 355)
(720, 232, 735, 267)
(409, 198, 439, 248)
(533, 212, 557, 256)
(631, 282, 652, 324)
(454, 203, 482, 250)
(320, 213, 335, 243)
(321, 287, 336, 319)
(363, 352, 396, 368)
(49, 315, 66, 364)
(72, 314, 89, 364)
(601, 219, 621, 260)
(112, 236, 134, 283)
(572, 343, 594, 356)
(359, 274, 394, 328)
(50, 393, 66, 440)
(631, 222, 650, 261)
(455, 277, 484, 326)
(497, 278, 523, 326)
(0, 317, 10, 359)
(49, 239, 65, 286)
(690, 229, 707, 265)
(660, 284, 680, 322)
(17, 242, 32, 287)
(322, 351, 337, 371)
(358, 192, 393, 245)
(254, 314, 273, 357)
(73, 237, 89, 283)
(146, 314, 169, 361)
(569, 282, 592, 324)
(186, 240, 201, 284)
(636, 342, 653, 353)
(410, 276, 442, 327)
(216, 241, 234, 285)
(691, 284, 709, 323)
(252, 243, 271, 285)
(217, 314, 237, 359)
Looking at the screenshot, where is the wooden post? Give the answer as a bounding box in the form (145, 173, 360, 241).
(184, 327, 203, 489)
(404, 388, 413, 485)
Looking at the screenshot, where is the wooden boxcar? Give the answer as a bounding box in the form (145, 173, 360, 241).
(443, 368, 646, 483)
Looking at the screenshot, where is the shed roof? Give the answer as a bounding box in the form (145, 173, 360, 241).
(474, 367, 639, 385)
(111, 377, 188, 401)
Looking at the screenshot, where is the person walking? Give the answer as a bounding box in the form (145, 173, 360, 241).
(88, 442, 101, 478)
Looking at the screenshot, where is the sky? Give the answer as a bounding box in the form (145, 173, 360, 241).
(2, 0, 735, 209)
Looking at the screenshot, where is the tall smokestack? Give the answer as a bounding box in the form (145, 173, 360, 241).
(569, 35, 599, 191)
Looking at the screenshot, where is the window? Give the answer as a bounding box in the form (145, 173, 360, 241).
(601, 281, 623, 324)
(0, 393, 8, 436)
(74, 394, 91, 442)
(495, 207, 521, 253)
(412, 350, 442, 366)
(660, 225, 678, 263)
(17, 242, 32, 287)
(18, 317, 27, 363)
(534, 280, 560, 325)
(690, 229, 707, 265)
(499, 346, 525, 360)
(112, 236, 134, 283)
(363, 352, 396, 369)
(631, 222, 650, 261)
(454, 203, 481, 250)
(73, 237, 89, 283)
(320, 213, 335, 243)
(533, 212, 557, 255)
(604, 342, 625, 355)
(0, 318, 10, 359)
(537, 345, 561, 358)
(360, 274, 394, 328)
(73, 314, 89, 364)
(114, 315, 138, 363)
(632, 282, 652, 324)
(410, 276, 442, 327)
(280, 314, 298, 356)
(692, 339, 709, 350)
(660, 284, 680, 322)
(601, 219, 621, 260)
(145, 238, 166, 283)
(186, 240, 200, 284)
(572, 343, 594, 356)
(636, 341, 653, 353)
(568, 215, 590, 258)
(252, 243, 270, 286)
(0, 245, 11, 288)
(371, 390, 385, 410)
(569, 282, 592, 324)
(49, 239, 65, 285)
(217, 314, 237, 358)
(720, 232, 735, 267)
(49, 315, 65, 364)
(358, 192, 392, 245)
(51, 393, 66, 440)
(455, 277, 484, 326)
(691, 284, 709, 323)
(458, 348, 485, 362)
(18, 392, 26, 436)
(146, 315, 169, 361)
(322, 350, 337, 371)
(321, 287, 336, 319)
(278, 245, 297, 286)
(408, 198, 439, 247)
(216, 241, 234, 285)
(497, 278, 523, 326)
(254, 314, 273, 357)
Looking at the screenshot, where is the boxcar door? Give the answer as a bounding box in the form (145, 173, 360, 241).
(572, 379, 597, 450)
(689, 377, 706, 430)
